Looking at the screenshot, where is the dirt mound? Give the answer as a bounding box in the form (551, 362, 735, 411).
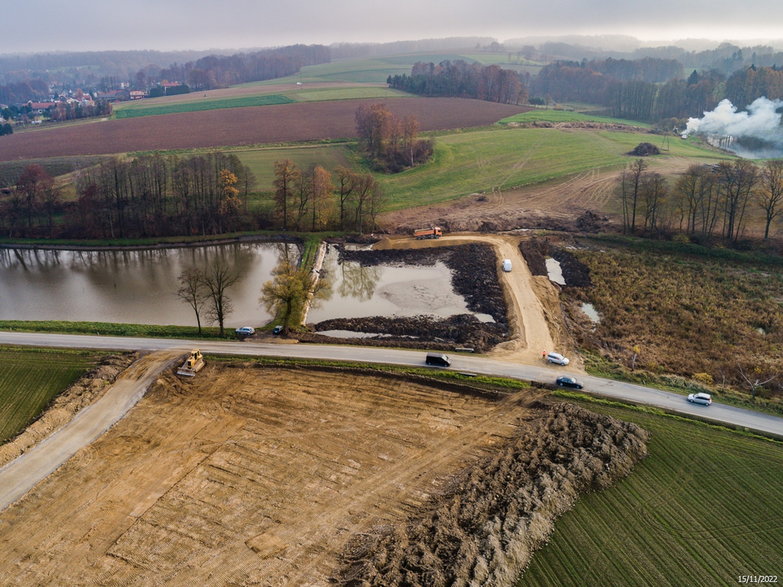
(338, 402, 649, 586)
(630, 142, 661, 156)
(0, 353, 136, 468)
(310, 243, 507, 351)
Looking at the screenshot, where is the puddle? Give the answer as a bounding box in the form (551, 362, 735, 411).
(546, 257, 566, 285)
(581, 303, 601, 323)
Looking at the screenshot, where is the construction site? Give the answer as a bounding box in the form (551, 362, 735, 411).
(0, 357, 647, 585)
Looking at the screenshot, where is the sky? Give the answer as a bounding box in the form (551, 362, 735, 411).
(3, 0, 782, 54)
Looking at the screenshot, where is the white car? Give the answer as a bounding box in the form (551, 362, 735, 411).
(687, 392, 712, 406)
(235, 326, 255, 337)
(546, 352, 570, 366)
(502, 259, 512, 272)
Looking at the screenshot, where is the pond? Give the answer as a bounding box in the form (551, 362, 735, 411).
(0, 242, 292, 327)
(308, 245, 495, 323)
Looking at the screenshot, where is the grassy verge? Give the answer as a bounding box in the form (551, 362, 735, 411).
(582, 351, 783, 417)
(520, 394, 783, 586)
(0, 321, 231, 339)
(208, 354, 532, 393)
(0, 347, 101, 442)
(0, 230, 300, 248)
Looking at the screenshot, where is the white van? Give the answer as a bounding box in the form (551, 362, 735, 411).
(502, 259, 512, 272)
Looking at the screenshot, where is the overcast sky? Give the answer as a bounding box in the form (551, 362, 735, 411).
(3, 0, 782, 54)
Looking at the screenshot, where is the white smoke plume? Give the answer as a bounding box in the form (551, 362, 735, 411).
(682, 97, 783, 159)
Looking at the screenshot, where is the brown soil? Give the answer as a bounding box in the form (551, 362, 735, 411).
(0, 97, 527, 161)
(0, 363, 543, 585)
(0, 353, 136, 468)
(339, 402, 648, 585)
(379, 157, 698, 234)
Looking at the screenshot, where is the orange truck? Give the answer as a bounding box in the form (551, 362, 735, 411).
(413, 226, 442, 240)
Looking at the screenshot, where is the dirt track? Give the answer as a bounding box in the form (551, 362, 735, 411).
(374, 234, 563, 365)
(380, 157, 698, 233)
(0, 364, 538, 585)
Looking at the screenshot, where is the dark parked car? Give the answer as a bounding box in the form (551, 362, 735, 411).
(556, 376, 583, 389)
(425, 352, 451, 367)
(272, 325, 283, 335)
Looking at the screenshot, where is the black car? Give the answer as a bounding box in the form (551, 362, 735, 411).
(556, 376, 583, 389)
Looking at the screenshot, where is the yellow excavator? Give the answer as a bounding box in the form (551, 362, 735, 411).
(176, 349, 205, 377)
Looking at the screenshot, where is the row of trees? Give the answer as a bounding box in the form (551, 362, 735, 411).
(387, 60, 528, 105)
(273, 160, 383, 233)
(47, 100, 112, 122)
(354, 103, 433, 172)
(0, 153, 255, 239)
(616, 159, 783, 242)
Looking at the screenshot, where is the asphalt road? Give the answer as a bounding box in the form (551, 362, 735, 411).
(2, 330, 782, 438)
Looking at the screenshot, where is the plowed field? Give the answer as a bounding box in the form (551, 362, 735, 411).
(0, 363, 537, 585)
(0, 98, 528, 161)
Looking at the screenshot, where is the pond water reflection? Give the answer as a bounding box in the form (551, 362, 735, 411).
(308, 245, 494, 323)
(0, 243, 291, 327)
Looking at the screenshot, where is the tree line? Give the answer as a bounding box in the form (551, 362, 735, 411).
(616, 158, 783, 242)
(140, 45, 330, 91)
(533, 61, 783, 123)
(387, 60, 528, 105)
(1, 151, 388, 239)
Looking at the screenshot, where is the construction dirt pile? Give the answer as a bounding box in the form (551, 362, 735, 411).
(305, 243, 507, 351)
(0, 352, 136, 468)
(338, 402, 649, 586)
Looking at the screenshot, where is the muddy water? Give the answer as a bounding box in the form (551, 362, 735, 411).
(309, 245, 494, 323)
(546, 257, 566, 285)
(0, 243, 291, 327)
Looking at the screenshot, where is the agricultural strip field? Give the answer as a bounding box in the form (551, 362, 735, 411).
(113, 94, 294, 118)
(521, 397, 783, 586)
(0, 363, 539, 584)
(0, 97, 528, 161)
(0, 347, 100, 443)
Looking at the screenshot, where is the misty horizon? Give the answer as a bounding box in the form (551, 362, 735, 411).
(5, 0, 783, 55)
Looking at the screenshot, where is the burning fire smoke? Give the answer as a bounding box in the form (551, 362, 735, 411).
(682, 97, 783, 158)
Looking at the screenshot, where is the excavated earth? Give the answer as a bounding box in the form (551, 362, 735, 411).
(0, 363, 647, 586)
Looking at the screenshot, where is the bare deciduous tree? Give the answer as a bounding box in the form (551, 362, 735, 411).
(176, 267, 208, 334)
(201, 259, 239, 336)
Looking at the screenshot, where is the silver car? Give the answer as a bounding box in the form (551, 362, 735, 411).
(687, 392, 712, 406)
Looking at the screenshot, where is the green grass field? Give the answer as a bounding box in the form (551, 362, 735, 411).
(236, 143, 357, 188)
(0, 347, 100, 443)
(373, 125, 727, 211)
(284, 86, 410, 101)
(500, 109, 652, 127)
(520, 396, 783, 586)
(113, 94, 294, 118)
